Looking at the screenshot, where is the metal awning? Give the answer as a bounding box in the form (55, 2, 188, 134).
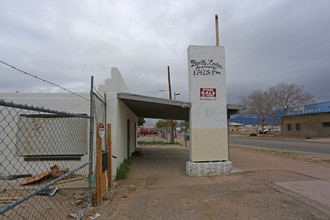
(118, 93, 241, 121)
(118, 93, 190, 120)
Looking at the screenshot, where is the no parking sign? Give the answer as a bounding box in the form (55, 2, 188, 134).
(98, 123, 105, 138)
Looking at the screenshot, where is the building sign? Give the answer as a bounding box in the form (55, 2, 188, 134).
(98, 123, 105, 138)
(190, 59, 223, 76)
(200, 88, 216, 100)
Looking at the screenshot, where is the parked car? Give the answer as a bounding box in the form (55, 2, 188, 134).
(139, 129, 159, 136)
(258, 128, 269, 134)
(271, 127, 281, 132)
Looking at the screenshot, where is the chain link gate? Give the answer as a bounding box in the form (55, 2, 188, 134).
(0, 76, 107, 219)
(90, 76, 110, 206)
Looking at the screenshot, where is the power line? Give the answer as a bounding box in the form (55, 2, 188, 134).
(136, 89, 169, 94)
(0, 60, 90, 101)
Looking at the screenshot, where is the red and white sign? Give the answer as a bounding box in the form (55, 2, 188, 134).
(200, 88, 216, 100)
(98, 123, 105, 138)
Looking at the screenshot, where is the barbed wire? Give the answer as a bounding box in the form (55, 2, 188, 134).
(0, 60, 90, 101)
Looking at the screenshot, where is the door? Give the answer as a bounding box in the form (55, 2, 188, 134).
(127, 119, 130, 158)
(134, 122, 137, 151)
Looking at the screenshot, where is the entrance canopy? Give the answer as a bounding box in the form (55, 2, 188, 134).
(118, 93, 241, 121)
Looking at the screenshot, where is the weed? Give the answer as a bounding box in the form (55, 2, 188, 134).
(116, 159, 131, 180)
(320, 159, 330, 163)
(250, 133, 257, 137)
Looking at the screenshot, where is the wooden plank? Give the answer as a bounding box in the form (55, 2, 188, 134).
(55, 176, 87, 185)
(107, 124, 112, 189)
(20, 165, 59, 186)
(0, 197, 20, 201)
(96, 123, 102, 205)
(102, 171, 107, 195)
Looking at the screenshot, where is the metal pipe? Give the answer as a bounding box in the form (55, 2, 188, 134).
(88, 76, 95, 205)
(0, 99, 90, 118)
(93, 92, 106, 104)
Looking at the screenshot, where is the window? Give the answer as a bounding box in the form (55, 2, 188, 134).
(323, 122, 330, 127)
(296, 124, 301, 131)
(287, 124, 292, 131)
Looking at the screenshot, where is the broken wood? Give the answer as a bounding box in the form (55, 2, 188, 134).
(55, 176, 87, 185)
(20, 165, 59, 186)
(0, 197, 20, 201)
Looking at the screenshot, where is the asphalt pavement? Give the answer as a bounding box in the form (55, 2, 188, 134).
(229, 135, 330, 156)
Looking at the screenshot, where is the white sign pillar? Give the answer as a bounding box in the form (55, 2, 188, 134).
(186, 45, 232, 176)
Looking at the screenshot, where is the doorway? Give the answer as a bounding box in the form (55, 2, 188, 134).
(127, 119, 130, 158)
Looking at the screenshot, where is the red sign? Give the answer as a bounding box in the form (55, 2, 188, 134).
(200, 88, 216, 100)
(99, 123, 105, 138)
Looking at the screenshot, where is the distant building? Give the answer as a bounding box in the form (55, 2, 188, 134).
(281, 101, 330, 137)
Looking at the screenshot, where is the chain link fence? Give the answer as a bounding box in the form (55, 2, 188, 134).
(0, 99, 94, 219)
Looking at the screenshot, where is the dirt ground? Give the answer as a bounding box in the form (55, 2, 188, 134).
(86, 136, 330, 220)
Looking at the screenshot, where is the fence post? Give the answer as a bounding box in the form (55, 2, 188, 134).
(96, 123, 102, 205)
(88, 76, 95, 205)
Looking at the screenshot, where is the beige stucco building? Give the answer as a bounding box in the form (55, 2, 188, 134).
(281, 112, 330, 137)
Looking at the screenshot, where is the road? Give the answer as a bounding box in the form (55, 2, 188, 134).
(229, 136, 330, 156)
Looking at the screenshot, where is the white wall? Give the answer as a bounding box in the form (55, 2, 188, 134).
(0, 93, 91, 177)
(187, 46, 228, 162)
(0, 67, 138, 180)
(98, 68, 138, 179)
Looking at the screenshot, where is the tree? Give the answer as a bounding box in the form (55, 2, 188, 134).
(137, 118, 146, 127)
(240, 89, 272, 136)
(267, 83, 314, 135)
(156, 119, 172, 128)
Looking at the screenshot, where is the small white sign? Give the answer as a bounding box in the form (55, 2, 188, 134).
(98, 123, 105, 138)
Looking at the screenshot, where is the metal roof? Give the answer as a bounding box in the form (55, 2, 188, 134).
(118, 93, 241, 121)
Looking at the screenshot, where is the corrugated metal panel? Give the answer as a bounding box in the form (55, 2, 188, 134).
(287, 101, 330, 116)
(304, 101, 330, 113)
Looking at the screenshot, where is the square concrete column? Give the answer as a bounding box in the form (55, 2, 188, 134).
(186, 45, 231, 176)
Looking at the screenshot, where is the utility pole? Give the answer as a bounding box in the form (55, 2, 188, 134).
(168, 66, 172, 99)
(174, 92, 180, 138)
(167, 66, 174, 143)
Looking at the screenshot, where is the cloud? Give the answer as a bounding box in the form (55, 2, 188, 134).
(0, 0, 329, 104)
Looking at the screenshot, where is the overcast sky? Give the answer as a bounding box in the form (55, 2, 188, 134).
(1, 0, 329, 104)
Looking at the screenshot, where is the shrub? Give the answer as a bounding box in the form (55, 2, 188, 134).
(250, 133, 257, 137)
(116, 159, 131, 180)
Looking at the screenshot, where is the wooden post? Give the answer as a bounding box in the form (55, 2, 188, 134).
(215, 14, 219, 46)
(107, 124, 112, 189)
(96, 123, 102, 205)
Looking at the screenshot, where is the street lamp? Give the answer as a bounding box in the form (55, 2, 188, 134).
(174, 92, 180, 100)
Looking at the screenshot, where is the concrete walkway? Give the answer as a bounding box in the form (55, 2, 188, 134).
(231, 147, 330, 210)
(89, 145, 330, 219)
